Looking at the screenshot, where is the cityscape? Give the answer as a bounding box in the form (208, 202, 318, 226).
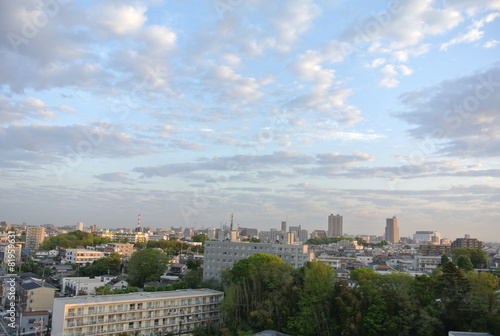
(1, 0, 500, 335)
(0, 217, 499, 335)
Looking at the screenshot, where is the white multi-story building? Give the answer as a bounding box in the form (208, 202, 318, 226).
(413, 231, 441, 243)
(64, 249, 104, 264)
(62, 276, 116, 296)
(415, 255, 442, 272)
(52, 289, 223, 336)
(203, 241, 314, 281)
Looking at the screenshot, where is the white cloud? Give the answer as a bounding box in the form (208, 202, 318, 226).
(440, 12, 499, 50)
(95, 3, 147, 35)
(483, 39, 500, 48)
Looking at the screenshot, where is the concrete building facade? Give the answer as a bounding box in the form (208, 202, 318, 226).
(385, 216, 400, 244)
(51, 289, 223, 336)
(328, 214, 343, 237)
(64, 249, 105, 264)
(203, 241, 314, 281)
(25, 226, 46, 251)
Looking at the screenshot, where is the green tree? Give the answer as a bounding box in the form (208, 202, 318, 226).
(81, 252, 122, 276)
(457, 255, 474, 272)
(127, 248, 170, 287)
(39, 231, 111, 250)
(451, 248, 488, 268)
(286, 260, 335, 336)
(191, 234, 209, 243)
(440, 254, 450, 266)
(223, 253, 298, 334)
(350, 268, 377, 282)
(437, 262, 471, 331)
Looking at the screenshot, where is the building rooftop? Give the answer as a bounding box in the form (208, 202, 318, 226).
(53, 288, 223, 305)
(20, 282, 57, 290)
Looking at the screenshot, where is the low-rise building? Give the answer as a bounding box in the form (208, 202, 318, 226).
(51, 289, 223, 336)
(64, 249, 104, 264)
(62, 276, 116, 296)
(19, 282, 57, 312)
(19, 310, 51, 336)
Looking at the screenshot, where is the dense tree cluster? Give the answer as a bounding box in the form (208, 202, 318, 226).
(79, 252, 122, 277)
(305, 237, 378, 246)
(126, 248, 170, 287)
(214, 254, 500, 336)
(145, 238, 204, 255)
(39, 230, 111, 250)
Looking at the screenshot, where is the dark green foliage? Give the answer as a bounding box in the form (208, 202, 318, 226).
(457, 255, 474, 272)
(222, 254, 499, 336)
(451, 248, 489, 268)
(186, 259, 202, 269)
(127, 248, 170, 287)
(223, 253, 298, 334)
(242, 237, 261, 243)
(191, 234, 210, 242)
(39, 231, 111, 250)
(80, 252, 122, 276)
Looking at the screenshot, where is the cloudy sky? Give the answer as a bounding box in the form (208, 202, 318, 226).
(1, 0, 500, 241)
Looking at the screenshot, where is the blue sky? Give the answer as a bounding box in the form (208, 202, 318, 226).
(1, 0, 500, 241)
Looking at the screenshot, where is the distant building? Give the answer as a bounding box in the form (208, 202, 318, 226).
(420, 244, 452, 256)
(0, 221, 11, 231)
(328, 214, 343, 237)
(26, 226, 46, 251)
(385, 216, 399, 244)
(76, 222, 84, 231)
(203, 241, 314, 281)
(97, 232, 148, 244)
(413, 231, 441, 243)
(239, 227, 258, 237)
(311, 230, 327, 238)
(281, 221, 287, 233)
(52, 289, 223, 336)
(451, 235, 483, 249)
(64, 249, 104, 264)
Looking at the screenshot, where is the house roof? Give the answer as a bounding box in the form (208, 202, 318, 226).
(20, 282, 57, 291)
(22, 311, 50, 316)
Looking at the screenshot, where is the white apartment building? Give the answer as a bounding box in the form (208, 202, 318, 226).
(52, 289, 223, 336)
(203, 241, 314, 281)
(415, 255, 442, 272)
(64, 249, 104, 264)
(62, 276, 116, 296)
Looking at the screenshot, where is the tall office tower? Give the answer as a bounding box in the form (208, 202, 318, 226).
(385, 216, 400, 244)
(328, 214, 343, 237)
(26, 226, 46, 251)
(76, 222, 84, 231)
(281, 221, 287, 233)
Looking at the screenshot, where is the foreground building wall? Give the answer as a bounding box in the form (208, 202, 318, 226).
(52, 289, 223, 336)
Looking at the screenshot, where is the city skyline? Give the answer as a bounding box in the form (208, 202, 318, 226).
(1, 1, 500, 242)
(6, 214, 491, 243)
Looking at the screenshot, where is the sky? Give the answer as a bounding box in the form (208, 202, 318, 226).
(1, 0, 500, 242)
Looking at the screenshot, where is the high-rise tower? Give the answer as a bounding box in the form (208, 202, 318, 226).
(385, 216, 400, 243)
(328, 214, 343, 237)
